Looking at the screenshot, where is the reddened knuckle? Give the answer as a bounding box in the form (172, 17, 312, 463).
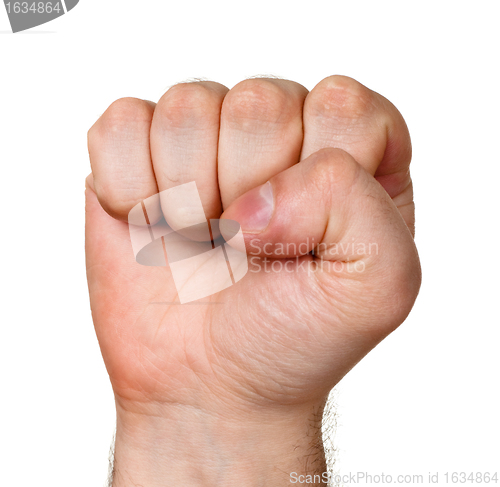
(223, 79, 292, 124)
(307, 75, 374, 120)
(157, 83, 220, 128)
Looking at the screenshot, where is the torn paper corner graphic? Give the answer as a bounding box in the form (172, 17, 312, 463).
(128, 182, 248, 304)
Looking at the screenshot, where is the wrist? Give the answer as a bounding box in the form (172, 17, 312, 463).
(111, 399, 327, 487)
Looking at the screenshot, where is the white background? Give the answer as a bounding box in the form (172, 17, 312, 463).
(1, 1, 499, 485)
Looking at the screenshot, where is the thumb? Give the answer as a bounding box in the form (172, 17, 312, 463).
(222, 148, 421, 327)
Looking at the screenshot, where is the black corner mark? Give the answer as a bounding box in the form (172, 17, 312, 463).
(64, 0, 78, 11)
(3, 0, 79, 33)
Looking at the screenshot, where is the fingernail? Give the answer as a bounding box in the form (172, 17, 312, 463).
(236, 181, 274, 233)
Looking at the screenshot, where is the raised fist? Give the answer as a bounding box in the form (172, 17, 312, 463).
(86, 75, 421, 486)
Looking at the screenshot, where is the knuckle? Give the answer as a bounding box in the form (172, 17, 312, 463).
(89, 98, 153, 146)
(306, 75, 374, 121)
(156, 82, 222, 128)
(223, 79, 293, 124)
(309, 148, 360, 193)
(102, 98, 153, 134)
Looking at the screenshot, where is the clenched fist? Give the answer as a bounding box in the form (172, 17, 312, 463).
(86, 75, 421, 487)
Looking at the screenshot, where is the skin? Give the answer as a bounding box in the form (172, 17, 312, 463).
(86, 75, 421, 486)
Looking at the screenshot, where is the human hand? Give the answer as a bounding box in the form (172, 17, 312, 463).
(86, 75, 420, 486)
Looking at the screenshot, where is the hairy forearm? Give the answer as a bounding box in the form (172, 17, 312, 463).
(109, 401, 328, 487)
